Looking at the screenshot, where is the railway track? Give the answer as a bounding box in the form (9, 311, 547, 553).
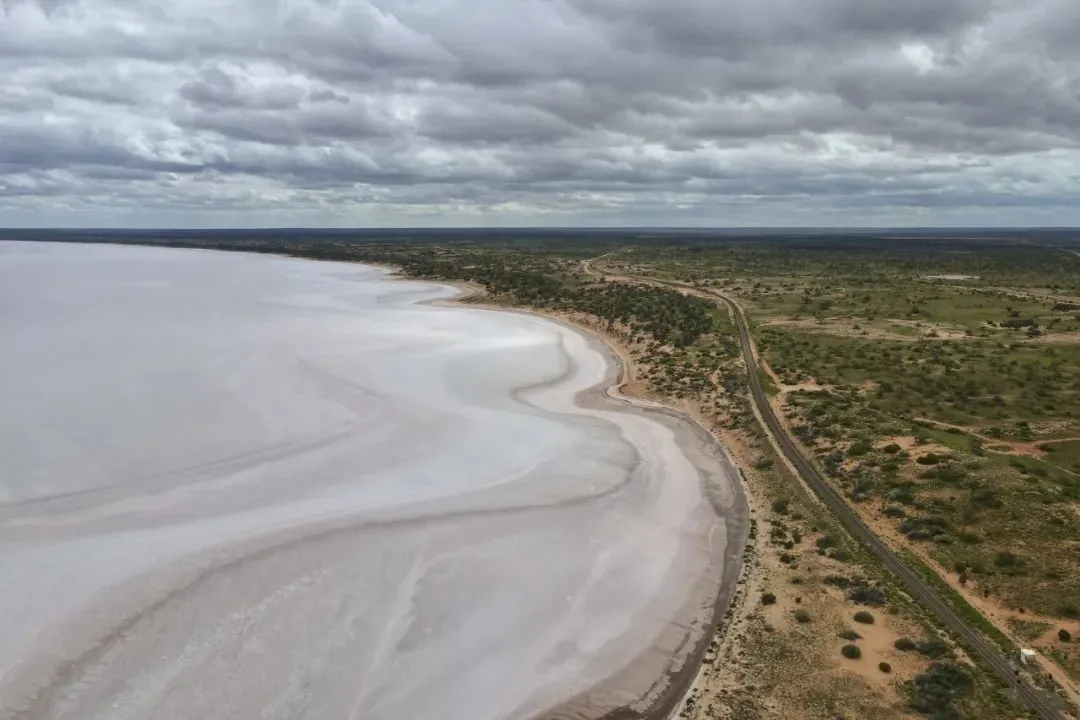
(584, 257, 1063, 720)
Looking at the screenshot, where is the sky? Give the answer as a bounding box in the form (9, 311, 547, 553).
(1, 0, 1079, 228)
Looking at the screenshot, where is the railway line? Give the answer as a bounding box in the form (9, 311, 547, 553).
(583, 255, 1064, 720)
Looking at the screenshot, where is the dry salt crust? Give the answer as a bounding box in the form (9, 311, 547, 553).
(0, 242, 746, 720)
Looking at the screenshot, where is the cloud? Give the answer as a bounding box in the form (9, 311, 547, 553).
(1, 0, 1079, 227)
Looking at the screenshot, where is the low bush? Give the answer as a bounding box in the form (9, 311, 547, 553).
(848, 440, 873, 456)
(1061, 629, 1073, 642)
(823, 574, 858, 589)
(956, 530, 982, 545)
(794, 609, 812, 624)
(848, 585, 888, 606)
(854, 611, 875, 624)
(841, 644, 862, 660)
(887, 487, 916, 504)
(909, 663, 973, 719)
(879, 662, 892, 673)
(816, 534, 839, 550)
(839, 629, 863, 641)
(894, 637, 917, 651)
(917, 638, 951, 659)
(761, 592, 777, 606)
(994, 551, 1021, 568)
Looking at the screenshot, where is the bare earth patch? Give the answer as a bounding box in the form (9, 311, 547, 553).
(877, 435, 953, 461)
(923, 274, 981, 281)
(879, 436, 920, 453)
(914, 417, 1080, 461)
(1026, 332, 1080, 344)
(759, 316, 970, 342)
(682, 499, 919, 720)
(886, 319, 970, 340)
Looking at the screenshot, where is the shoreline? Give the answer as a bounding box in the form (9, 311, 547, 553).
(410, 273, 753, 720)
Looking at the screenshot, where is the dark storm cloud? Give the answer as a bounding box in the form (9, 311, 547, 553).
(0, 122, 203, 174)
(1, 0, 1079, 226)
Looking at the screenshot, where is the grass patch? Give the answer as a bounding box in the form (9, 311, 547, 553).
(759, 364, 780, 396)
(1007, 618, 1053, 642)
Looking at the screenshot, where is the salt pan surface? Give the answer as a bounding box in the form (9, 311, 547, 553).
(0, 242, 742, 720)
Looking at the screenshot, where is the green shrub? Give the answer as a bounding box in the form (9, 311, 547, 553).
(761, 592, 777, 606)
(771, 498, 790, 514)
(994, 551, 1021, 568)
(848, 440, 873, 457)
(909, 663, 973, 719)
(878, 662, 892, 673)
(815, 534, 839, 550)
(956, 530, 982, 545)
(894, 637, 917, 651)
(839, 629, 862, 641)
(794, 609, 812, 624)
(848, 585, 887, 606)
(970, 487, 1001, 508)
(841, 644, 862, 660)
(887, 487, 916, 504)
(854, 611, 875, 624)
(823, 574, 857, 589)
(1061, 629, 1073, 642)
(917, 639, 951, 659)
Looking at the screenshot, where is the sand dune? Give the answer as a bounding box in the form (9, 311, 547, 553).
(0, 242, 745, 720)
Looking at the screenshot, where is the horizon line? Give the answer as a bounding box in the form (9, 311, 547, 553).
(4, 226, 1080, 233)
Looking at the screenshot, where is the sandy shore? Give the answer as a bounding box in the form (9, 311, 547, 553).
(433, 280, 752, 720)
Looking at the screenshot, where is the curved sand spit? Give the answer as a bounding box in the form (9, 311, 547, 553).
(0, 241, 748, 720)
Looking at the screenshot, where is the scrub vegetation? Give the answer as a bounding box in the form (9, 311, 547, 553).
(599, 235, 1080, 693)
(622, 243, 1080, 607)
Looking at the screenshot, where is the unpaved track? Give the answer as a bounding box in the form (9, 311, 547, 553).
(583, 254, 1066, 720)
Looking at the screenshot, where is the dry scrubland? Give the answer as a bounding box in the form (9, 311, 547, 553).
(41, 231, 1080, 720)
(604, 239, 1080, 707)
